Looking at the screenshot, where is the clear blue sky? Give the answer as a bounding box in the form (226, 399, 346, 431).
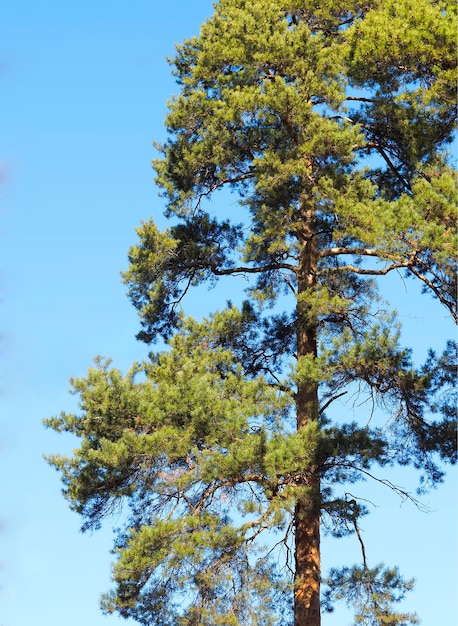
(1, 2, 456, 625)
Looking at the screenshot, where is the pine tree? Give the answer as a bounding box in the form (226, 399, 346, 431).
(45, 1, 457, 624)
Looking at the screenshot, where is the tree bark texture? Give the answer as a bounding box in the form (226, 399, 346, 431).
(294, 206, 321, 626)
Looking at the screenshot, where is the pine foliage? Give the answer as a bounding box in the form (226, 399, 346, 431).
(46, 1, 457, 624)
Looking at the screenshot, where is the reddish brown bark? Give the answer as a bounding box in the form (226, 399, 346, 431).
(294, 206, 321, 626)
(294, 496, 321, 625)
(294, 376, 321, 626)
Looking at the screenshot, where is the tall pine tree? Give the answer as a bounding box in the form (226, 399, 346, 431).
(46, 1, 457, 624)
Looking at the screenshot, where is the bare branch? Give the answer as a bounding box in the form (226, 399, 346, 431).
(319, 261, 411, 276)
(195, 170, 255, 210)
(319, 247, 378, 258)
(345, 96, 376, 103)
(408, 266, 458, 323)
(319, 391, 348, 415)
(211, 262, 297, 276)
(354, 517, 368, 569)
(336, 464, 431, 512)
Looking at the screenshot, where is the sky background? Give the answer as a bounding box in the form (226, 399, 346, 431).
(1, 2, 456, 625)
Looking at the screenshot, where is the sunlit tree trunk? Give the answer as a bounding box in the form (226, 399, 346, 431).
(294, 203, 321, 626)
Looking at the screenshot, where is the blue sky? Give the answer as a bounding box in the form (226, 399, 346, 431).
(1, 2, 456, 625)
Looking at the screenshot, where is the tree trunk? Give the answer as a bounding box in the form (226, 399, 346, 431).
(294, 206, 321, 626)
(294, 495, 321, 625)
